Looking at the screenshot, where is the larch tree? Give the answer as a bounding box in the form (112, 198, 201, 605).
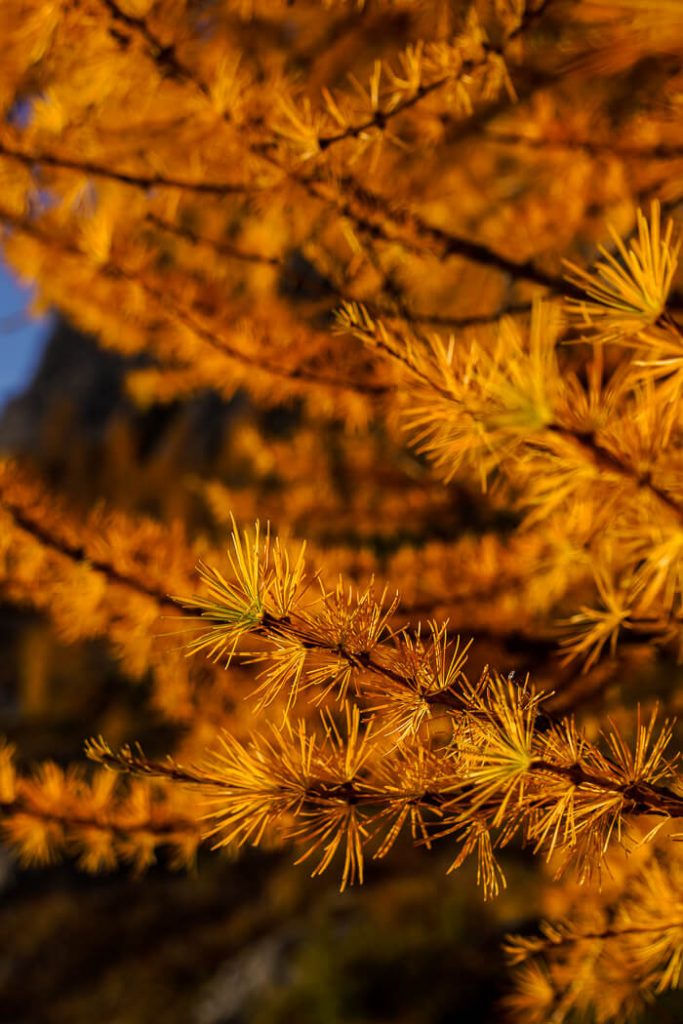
(2, 0, 683, 1020)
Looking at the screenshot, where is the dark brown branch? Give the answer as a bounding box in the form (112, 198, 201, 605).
(100, 0, 190, 81)
(284, 167, 583, 299)
(89, 744, 218, 788)
(528, 920, 683, 951)
(318, 77, 452, 151)
(547, 424, 683, 522)
(258, 608, 418, 692)
(256, 610, 556, 715)
(0, 493, 176, 608)
(530, 759, 683, 818)
(0, 139, 259, 194)
(0, 140, 259, 196)
(123, 270, 390, 398)
(91, 734, 683, 824)
(0, 795, 199, 837)
(506, 0, 555, 44)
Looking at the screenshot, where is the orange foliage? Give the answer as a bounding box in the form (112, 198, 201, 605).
(1, 1, 683, 1019)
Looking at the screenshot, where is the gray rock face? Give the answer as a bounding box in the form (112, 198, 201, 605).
(0, 318, 247, 473)
(0, 319, 129, 453)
